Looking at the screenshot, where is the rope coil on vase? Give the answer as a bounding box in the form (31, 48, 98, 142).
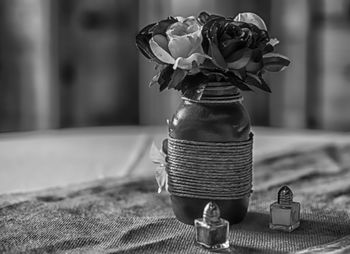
(167, 133, 253, 200)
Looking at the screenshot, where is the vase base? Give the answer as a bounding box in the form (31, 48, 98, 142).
(170, 195, 249, 225)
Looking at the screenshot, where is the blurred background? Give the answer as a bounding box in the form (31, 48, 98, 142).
(0, 0, 350, 132)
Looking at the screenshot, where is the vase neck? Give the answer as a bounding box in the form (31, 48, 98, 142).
(182, 82, 242, 104)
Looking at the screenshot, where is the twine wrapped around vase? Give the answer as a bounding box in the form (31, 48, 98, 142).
(167, 133, 253, 200)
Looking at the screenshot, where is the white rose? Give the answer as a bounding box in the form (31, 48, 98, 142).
(149, 16, 209, 70)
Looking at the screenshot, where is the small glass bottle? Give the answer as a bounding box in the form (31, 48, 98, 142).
(269, 186, 300, 232)
(194, 202, 230, 250)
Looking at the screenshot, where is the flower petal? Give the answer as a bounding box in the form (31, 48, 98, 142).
(136, 23, 165, 64)
(246, 60, 263, 74)
(155, 165, 167, 193)
(173, 53, 210, 70)
(153, 34, 171, 53)
(208, 40, 227, 70)
(167, 69, 187, 89)
(168, 35, 194, 59)
(167, 22, 189, 37)
(198, 12, 211, 25)
(234, 12, 267, 31)
(151, 17, 178, 36)
(174, 16, 185, 22)
(227, 49, 252, 70)
(166, 17, 203, 59)
(221, 39, 247, 59)
(167, 17, 201, 38)
(268, 38, 279, 46)
(150, 142, 166, 164)
(149, 37, 175, 64)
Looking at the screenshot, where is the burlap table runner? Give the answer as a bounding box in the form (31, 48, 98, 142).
(1, 142, 350, 253)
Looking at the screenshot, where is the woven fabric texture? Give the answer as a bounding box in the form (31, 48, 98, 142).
(1, 142, 350, 253)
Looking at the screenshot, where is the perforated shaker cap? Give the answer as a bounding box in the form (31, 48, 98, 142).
(203, 202, 221, 224)
(277, 186, 293, 205)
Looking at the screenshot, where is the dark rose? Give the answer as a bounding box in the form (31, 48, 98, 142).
(200, 12, 270, 73)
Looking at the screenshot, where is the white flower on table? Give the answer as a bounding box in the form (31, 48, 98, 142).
(150, 142, 168, 193)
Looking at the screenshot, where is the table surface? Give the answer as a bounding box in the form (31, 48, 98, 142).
(0, 126, 349, 195)
(1, 126, 350, 254)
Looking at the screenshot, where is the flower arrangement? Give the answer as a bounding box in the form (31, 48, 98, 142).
(136, 12, 290, 99)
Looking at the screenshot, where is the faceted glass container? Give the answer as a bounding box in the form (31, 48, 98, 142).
(195, 218, 229, 250)
(270, 202, 300, 232)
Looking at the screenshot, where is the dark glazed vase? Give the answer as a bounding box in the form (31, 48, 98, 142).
(168, 82, 251, 225)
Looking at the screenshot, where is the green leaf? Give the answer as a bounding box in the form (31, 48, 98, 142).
(200, 58, 219, 71)
(136, 34, 153, 59)
(158, 65, 174, 92)
(227, 49, 252, 70)
(136, 23, 164, 64)
(232, 70, 242, 80)
(182, 85, 206, 101)
(238, 69, 247, 80)
(263, 53, 290, 72)
(180, 73, 209, 93)
(263, 44, 274, 54)
(246, 73, 271, 93)
(226, 72, 252, 91)
(260, 77, 272, 93)
(149, 72, 160, 87)
(168, 69, 187, 89)
(201, 69, 227, 79)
